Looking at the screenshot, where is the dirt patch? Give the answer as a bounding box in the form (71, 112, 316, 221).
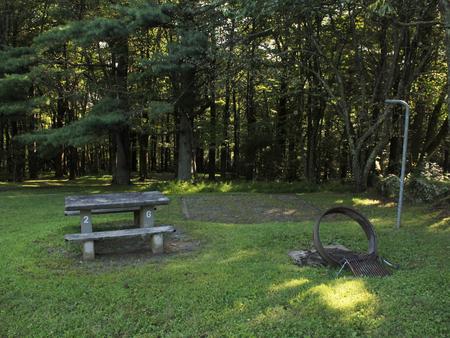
(51, 223, 200, 269)
(181, 193, 320, 223)
(93, 227, 200, 256)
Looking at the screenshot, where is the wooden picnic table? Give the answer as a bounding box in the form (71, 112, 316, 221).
(64, 191, 174, 260)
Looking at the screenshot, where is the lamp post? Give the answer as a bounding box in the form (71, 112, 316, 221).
(385, 100, 410, 229)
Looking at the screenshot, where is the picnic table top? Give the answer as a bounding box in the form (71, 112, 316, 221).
(64, 191, 170, 211)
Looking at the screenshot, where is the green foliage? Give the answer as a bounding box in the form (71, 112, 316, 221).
(0, 99, 38, 117)
(0, 74, 37, 118)
(151, 30, 208, 75)
(34, 2, 173, 50)
(405, 175, 447, 203)
(0, 0, 448, 188)
(377, 174, 400, 199)
(0, 47, 36, 74)
(0, 74, 32, 101)
(416, 162, 449, 181)
(121, 2, 173, 30)
(34, 18, 128, 49)
(405, 163, 449, 202)
(368, 0, 397, 17)
(148, 179, 320, 194)
(378, 164, 450, 203)
(145, 101, 174, 120)
(20, 97, 126, 147)
(0, 181, 449, 336)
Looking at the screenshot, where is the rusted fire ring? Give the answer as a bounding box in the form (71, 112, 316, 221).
(313, 206, 378, 266)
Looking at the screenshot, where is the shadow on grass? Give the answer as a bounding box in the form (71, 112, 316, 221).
(2, 179, 449, 336)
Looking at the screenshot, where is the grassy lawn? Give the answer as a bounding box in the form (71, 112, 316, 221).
(1, 177, 449, 336)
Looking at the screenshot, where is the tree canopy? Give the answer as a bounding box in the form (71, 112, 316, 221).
(0, 0, 448, 190)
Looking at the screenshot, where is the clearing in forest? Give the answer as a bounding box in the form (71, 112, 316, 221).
(181, 193, 320, 223)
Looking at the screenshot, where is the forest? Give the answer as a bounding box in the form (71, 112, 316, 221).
(1, 0, 449, 191)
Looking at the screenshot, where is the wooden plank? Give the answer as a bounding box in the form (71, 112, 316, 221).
(64, 226, 175, 242)
(65, 207, 141, 216)
(65, 191, 169, 211)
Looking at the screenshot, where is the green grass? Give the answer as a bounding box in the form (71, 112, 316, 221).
(1, 177, 449, 336)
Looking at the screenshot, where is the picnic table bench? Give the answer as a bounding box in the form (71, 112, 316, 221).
(64, 191, 175, 260)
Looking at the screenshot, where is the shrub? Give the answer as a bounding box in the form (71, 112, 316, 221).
(418, 162, 448, 181)
(376, 165, 449, 203)
(405, 175, 446, 202)
(377, 174, 400, 198)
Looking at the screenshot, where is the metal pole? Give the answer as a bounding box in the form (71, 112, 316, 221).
(385, 100, 410, 229)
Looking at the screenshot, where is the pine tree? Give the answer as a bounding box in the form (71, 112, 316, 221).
(0, 47, 38, 181)
(24, 1, 173, 184)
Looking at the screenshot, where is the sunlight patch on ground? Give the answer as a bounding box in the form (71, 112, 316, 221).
(378, 201, 396, 208)
(428, 217, 450, 232)
(265, 208, 297, 216)
(367, 218, 384, 225)
(334, 199, 344, 204)
(221, 249, 259, 264)
(310, 279, 376, 311)
(269, 278, 309, 292)
(352, 198, 381, 206)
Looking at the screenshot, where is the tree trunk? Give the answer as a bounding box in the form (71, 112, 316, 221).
(68, 147, 78, 180)
(175, 30, 196, 181)
(164, 113, 171, 172)
(139, 133, 148, 180)
(11, 121, 25, 181)
(28, 116, 39, 179)
(232, 88, 240, 177)
(220, 21, 234, 179)
(177, 112, 193, 181)
(0, 120, 4, 176)
(220, 75, 230, 179)
(275, 71, 288, 176)
(150, 132, 157, 172)
(444, 148, 449, 173)
(208, 81, 217, 180)
(114, 128, 130, 185)
(195, 147, 205, 174)
(131, 132, 138, 173)
(245, 67, 256, 180)
(439, 1, 450, 170)
(111, 34, 130, 185)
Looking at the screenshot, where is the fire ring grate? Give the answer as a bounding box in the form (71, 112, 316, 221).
(313, 206, 393, 277)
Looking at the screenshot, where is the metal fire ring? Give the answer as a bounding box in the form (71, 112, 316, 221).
(313, 206, 378, 266)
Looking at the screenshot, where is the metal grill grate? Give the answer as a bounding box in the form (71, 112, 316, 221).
(346, 257, 391, 277)
(313, 207, 396, 277)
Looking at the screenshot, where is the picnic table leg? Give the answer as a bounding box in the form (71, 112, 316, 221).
(80, 210, 95, 260)
(134, 210, 140, 226)
(139, 207, 155, 228)
(139, 206, 163, 253)
(151, 234, 164, 254)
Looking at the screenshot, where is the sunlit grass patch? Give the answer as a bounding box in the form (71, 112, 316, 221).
(269, 278, 309, 292)
(0, 178, 449, 336)
(309, 279, 376, 311)
(428, 217, 450, 232)
(149, 179, 319, 194)
(352, 197, 381, 206)
(221, 249, 259, 264)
